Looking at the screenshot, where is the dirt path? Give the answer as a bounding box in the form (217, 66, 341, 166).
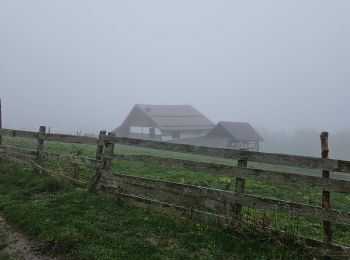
(0, 215, 56, 260)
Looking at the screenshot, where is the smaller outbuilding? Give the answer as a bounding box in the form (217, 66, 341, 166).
(207, 121, 263, 151)
(170, 121, 263, 151)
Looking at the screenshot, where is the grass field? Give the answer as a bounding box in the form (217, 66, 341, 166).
(0, 162, 321, 259)
(1, 136, 350, 255)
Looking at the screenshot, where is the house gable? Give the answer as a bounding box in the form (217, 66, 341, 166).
(207, 124, 233, 139)
(114, 106, 158, 137)
(208, 122, 263, 142)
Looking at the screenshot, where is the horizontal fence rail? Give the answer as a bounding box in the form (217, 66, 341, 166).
(0, 128, 98, 145)
(116, 155, 350, 194)
(102, 135, 350, 173)
(100, 171, 350, 226)
(1, 128, 350, 173)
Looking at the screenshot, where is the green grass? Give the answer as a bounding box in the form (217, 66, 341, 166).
(0, 162, 321, 259)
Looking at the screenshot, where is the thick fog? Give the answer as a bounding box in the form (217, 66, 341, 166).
(1, 1, 349, 157)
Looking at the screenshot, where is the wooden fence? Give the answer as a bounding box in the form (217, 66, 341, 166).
(0, 127, 350, 250)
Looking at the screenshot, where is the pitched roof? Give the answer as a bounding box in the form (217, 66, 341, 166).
(136, 104, 215, 131)
(209, 121, 263, 141)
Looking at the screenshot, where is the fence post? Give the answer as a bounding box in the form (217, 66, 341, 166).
(232, 151, 248, 222)
(89, 130, 106, 192)
(89, 131, 115, 192)
(102, 132, 116, 172)
(320, 131, 332, 244)
(36, 126, 46, 166)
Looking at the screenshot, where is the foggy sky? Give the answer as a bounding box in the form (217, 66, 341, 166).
(1, 1, 349, 135)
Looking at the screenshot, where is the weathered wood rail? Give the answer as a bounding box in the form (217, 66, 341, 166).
(100, 171, 350, 225)
(0, 127, 350, 249)
(116, 154, 350, 193)
(1, 128, 350, 172)
(101, 134, 350, 173)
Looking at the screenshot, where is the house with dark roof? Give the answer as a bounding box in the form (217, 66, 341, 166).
(170, 121, 263, 151)
(113, 104, 215, 141)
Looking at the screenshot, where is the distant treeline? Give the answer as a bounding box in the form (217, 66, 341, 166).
(257, 128, 350, 161)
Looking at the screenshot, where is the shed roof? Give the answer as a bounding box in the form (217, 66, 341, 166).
(209, 121, 263, 141)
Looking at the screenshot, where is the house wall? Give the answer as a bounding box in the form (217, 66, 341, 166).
(130, 127, 161, 135)
(169, 136, 229, 148)
(159, 130, 209, 141)
(129, 133, 162, 141)
(116, 106, 157, 137)
(170, 137, 260, 151)
(128, 129, 207, 142)
(161, 135, 173, 141)
(179, 130, 208, 139)
(129, 126, 163, 141)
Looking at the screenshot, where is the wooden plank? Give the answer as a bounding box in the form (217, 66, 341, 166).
(103, 135, 350, 173)
(117, 155, 350, 194)
(102, 190, 226, 226)
(45, 133, 98, 145)
(0, 128, 98, 145)
(101, 171, 350, 225)
(337, 160, 350, 173)
(0, 128, 38, 139)
(101, 174, 227, 216)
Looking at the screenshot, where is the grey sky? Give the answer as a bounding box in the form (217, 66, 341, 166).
(1, 1, 349, 134)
